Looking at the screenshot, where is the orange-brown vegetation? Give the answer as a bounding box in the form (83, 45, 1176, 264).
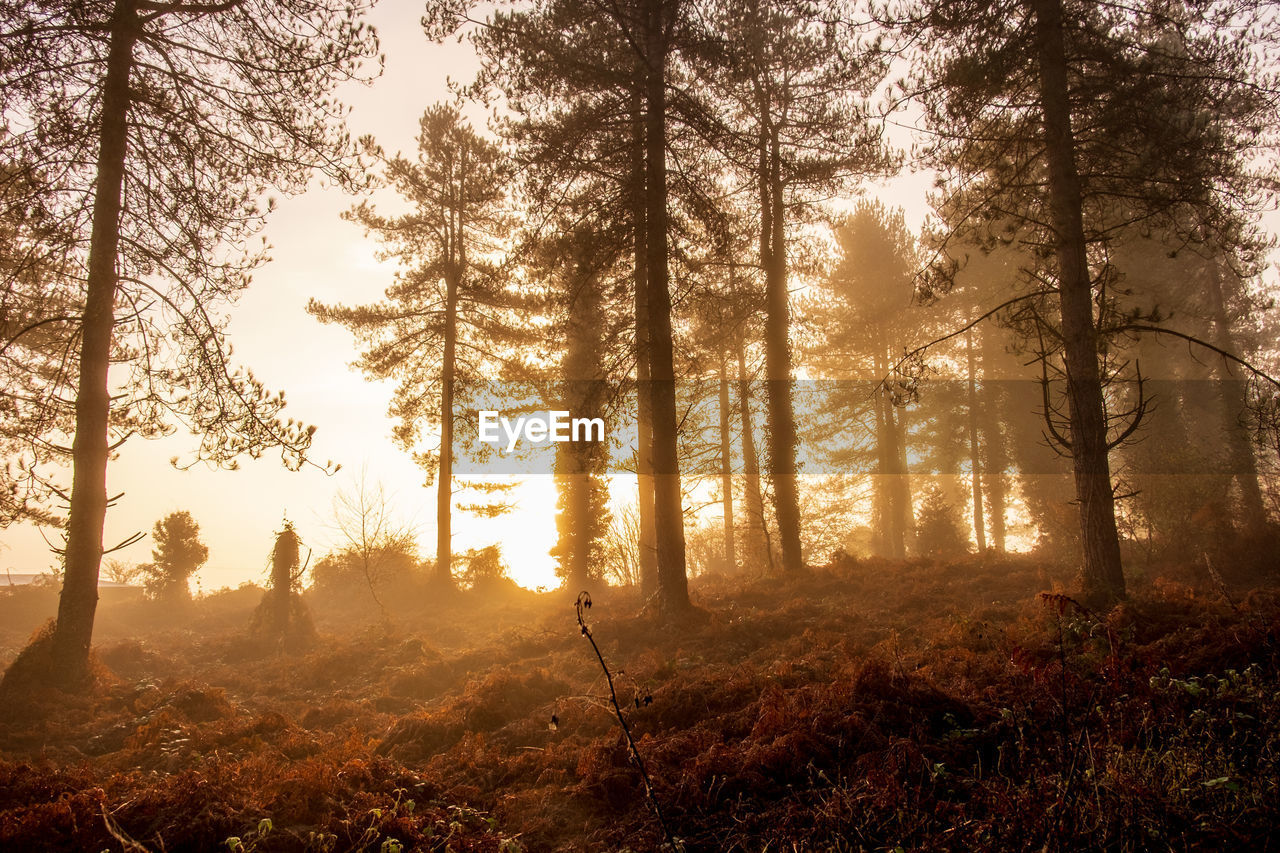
(1, 553, 1278, 851)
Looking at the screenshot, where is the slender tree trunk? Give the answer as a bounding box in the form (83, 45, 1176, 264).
(883, 392, 907, 558)
(967, 330, 987, 552)
(437, 269, 457, 586)
(1033, 0, 1125, 605)
(760, 129, 803, 572)
(643, 0, 689, 615)
(1206, 261, 1266, 529)
(980, 326, 1008, 551)
(871, 380, 891, 557)
(48, 0, 138, 689)
(737, 341, 773, 572)
(718, 350, 736, 574)
(891, 391, 914, 556)
(630, 83, 658, 597)
(874, 350, 909, 558)
(557, 248, 607, 592)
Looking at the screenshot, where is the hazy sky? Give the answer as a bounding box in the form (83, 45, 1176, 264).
(0, 2, 963, 591)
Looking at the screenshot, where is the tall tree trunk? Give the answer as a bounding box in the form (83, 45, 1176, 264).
(1206, 261, 1266, 529)
(437, 265, 456, 587)
(643, 0, 689, 615)
(737, 340, 774, 572)
(871, 380, 891, 557)
(49, 0, 138, 689)
(630, 83, 658, 597)
(557, 249, 608, 592)
(718, 350, 736, 574)
(981, 329, 1009, 552)
(967, 330, 987, 551)
(883, 394, 907, 558)
(760, 129, 803, 572)
(890, 391, 914, 556)
(437, 155, 464, 588)
(1033, 0, 1125, 605)
(874, 350, 909, 558)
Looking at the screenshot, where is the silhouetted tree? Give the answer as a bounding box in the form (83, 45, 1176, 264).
(461, 544, 512, 591)
(904, 0, 1280, 604)
(328, 469, 419, 620)
(252, 519, 314, 649)
(549, 229, 614, 593)
(461, 0, 664, 598)
(914, 485, 970, 558)
(447, 0, 698, 615)
(705, 0, 892, 572)
(804, 201, 918, 558)
(310, 105, 517, 588)
(0, 0, 378, 689)
(139, 510, 207, 602)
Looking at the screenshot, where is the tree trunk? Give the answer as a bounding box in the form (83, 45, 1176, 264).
(1206, 261, 1266, 529)
(737, 341, 774, 572)
(981, 325, 1008, 551)
(643, 0, 689, 615)
(271, 529, 295, 633)
(49, 0, 138, 689)
(967, 330, 987, 552)
(874, 350, 910, 559)
(630, 83, 658, 597)
(718, 350, 736, 574)
(1033, 0, 1125, 605)
(557, 249, 607, 592)
(883, 394, 907, 558)
(437, 266, 457, 587)
(891, 391, 914, 556)
(871, 380, 891, 557)
(760, 128, 803, 572)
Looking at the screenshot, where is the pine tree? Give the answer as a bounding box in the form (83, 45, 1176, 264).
(548, 228, 616, 593)
(904, 0, 1280, 604)
(804, 201, 919, 558)
(704, 0, 892, 573)
(450, 0, 702, 615)
(140, 510, 207, 602)
(0, 0, 378, 689)
(309, 105, 520, 588)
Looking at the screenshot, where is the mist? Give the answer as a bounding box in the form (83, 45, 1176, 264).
(3, 0, 1280, 850)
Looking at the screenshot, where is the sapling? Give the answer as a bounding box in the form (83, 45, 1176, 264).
(575, 592, 680, 850)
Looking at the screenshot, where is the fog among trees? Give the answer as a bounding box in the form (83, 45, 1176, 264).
(3, 1, 1280, 849)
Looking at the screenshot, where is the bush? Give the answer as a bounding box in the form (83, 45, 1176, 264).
(914, 486, 970, 558)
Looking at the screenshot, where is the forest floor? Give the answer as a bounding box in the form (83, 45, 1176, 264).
(1, 551, 1278, 852)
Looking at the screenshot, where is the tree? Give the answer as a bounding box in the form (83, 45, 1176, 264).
(705, 0, 891, 573)
(450, 0, 698, 615)
(914, 485, 970, 558)
(461, 544, 512, 590)
(460, 0, 663, 597)
(904, 0, 1280, 605)
(548, 229, 615, 594)
(328, 469, 419, 620)
(101, 558, 144, 586)
(309, 105, 518, 588)
(804, 201, 919, 558)
(139, 510, 207, 602)
(618, 0, 690, 615)
(252, 519, 314, 648)
(0, 0, 379, 689)
(683, 223, 770, 574)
